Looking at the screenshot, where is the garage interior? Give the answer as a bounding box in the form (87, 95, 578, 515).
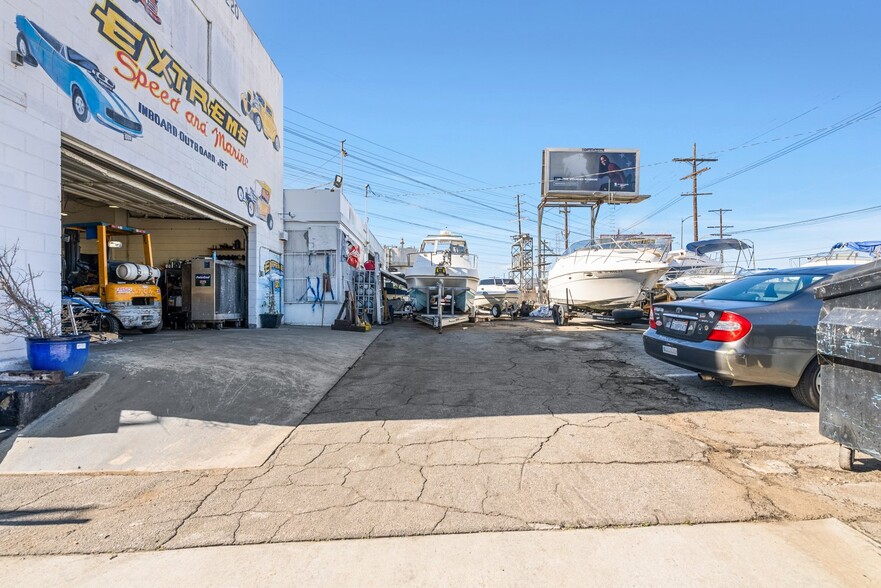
(59, 136, 251, 332)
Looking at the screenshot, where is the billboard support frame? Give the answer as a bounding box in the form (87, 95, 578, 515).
(537, 149, 651, 302)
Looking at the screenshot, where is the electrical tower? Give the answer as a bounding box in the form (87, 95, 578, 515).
(708, 208, 733, 263)
(510, 194, 536, 296)
(673, 143, 717, 242)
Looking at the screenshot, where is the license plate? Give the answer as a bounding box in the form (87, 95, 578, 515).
(670, 319, 689, 332)
(662, 345, 678, 357)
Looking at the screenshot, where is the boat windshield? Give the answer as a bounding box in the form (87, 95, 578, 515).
(560, 238, 659, 256)
(421, 239, 468, 254)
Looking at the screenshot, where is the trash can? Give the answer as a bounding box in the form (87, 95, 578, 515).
(814, 259, 881, 470)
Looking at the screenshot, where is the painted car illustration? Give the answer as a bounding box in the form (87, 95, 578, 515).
(240, 90, 280, 151)
(237, 180, 274, 229)
(133, 0, 162, 25)
(15, 15, 143, 139)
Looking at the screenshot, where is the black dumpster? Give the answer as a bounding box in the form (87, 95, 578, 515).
(814, 259, 881, 470)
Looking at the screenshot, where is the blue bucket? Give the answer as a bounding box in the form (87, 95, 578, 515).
(26, 335, 91, 376)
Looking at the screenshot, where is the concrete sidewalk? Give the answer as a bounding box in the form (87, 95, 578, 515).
(0, 327, 379, 472)
(1, 519, 879, 587)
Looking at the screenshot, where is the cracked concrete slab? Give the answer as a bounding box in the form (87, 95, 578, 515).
(0, 319, 879, 557)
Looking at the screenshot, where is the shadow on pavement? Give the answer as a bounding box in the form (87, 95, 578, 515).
(305, 319, 814, 426)
(0, 507, 90, 526)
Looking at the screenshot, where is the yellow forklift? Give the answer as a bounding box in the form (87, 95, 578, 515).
(64, 222, 163, 333)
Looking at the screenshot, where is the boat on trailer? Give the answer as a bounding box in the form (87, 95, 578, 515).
(474, 277, 521, 317)
(405, 230, 479, 329)
(547, 236, 669, 325)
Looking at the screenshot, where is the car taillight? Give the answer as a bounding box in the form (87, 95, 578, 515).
(707, 311, 752, 342)
(648, 306, 657, 329)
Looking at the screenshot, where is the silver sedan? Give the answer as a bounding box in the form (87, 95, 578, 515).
(642, 266, 853, 410)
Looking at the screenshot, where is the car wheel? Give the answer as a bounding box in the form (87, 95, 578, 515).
(253, 113, 263, 133)
(237, 186, 245, 201)
(790, 357, 820, 411)
(16, 33, 37, 67)
(491, 304, 502, 318)
(266, 214, 274, 230)
(273, 135, 281, 151)
(240, 96, 251, 116)
(246, 199, 255, 217)
(71, 86, 90, 122)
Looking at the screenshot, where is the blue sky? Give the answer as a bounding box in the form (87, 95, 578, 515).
(238, 0, 881, 276)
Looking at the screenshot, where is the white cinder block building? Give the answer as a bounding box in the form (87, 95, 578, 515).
(0, 0, 285, 366)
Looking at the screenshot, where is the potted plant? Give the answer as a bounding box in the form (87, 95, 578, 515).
(259, 274, 283, 328)
(0, 242, 90, 376)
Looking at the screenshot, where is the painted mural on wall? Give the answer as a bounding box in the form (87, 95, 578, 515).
(15, 15, 143, 139)
(236, 180, 274, 229)
(240, 90, 280, 151)
(259, 249, 284, 315)
(133, 0, 162, 25)
(11, 0, 282, 185)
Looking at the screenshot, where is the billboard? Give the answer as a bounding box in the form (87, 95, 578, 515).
(543, 148, 639, 198)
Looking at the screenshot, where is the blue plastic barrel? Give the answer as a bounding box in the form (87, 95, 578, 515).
(26, 335, 91, 376)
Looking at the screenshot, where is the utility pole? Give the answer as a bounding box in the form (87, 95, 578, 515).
(708, 208, 733, 263)
(562, 205, 570, 249)
(673, 143, 717, 242)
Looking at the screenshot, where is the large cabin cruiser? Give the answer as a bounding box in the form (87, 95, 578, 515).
(547, 237, 669, 311)
(406, 231, 479, 313)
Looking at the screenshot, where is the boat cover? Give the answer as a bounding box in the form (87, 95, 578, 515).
(686, 238, 753, 255)
(831, 241, 881, 255)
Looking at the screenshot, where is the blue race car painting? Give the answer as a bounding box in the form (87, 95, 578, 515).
(15, 15, 143, 138)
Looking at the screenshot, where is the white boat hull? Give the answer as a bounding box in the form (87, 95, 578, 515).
(405, 254, 478, 313)
(548, 267, 668, 310)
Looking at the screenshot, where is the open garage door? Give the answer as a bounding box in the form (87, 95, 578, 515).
(61, 136, 250, 331)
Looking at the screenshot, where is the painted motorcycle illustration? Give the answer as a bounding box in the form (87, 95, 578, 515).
(240, 90, 281, 151)
(237, 180, 274, 230)
(15, 15, 142, 138)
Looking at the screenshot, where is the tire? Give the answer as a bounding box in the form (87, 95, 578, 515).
(253, 113, 263, 133)
(402, 303, 413, 315)
(247, 199, 256, 217)
(240, 96, 251, 116)
(491, 304, 502, 318)
(266, 214, 274, 230)
(99, 314, 120, 334)
(71, 86, 90, 122)
(552, 305, 563, 326)
(790, 357, 820, 410)
(273, 135, 281, 151)
(237, 186, 245, 201)
(141, 319, 163, 334)
(16, 32, 37, 67)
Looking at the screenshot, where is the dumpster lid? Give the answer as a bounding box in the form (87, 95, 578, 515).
(814, 259, 881, 301)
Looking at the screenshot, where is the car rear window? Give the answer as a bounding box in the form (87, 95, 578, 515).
(699, 273, 828, 302)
